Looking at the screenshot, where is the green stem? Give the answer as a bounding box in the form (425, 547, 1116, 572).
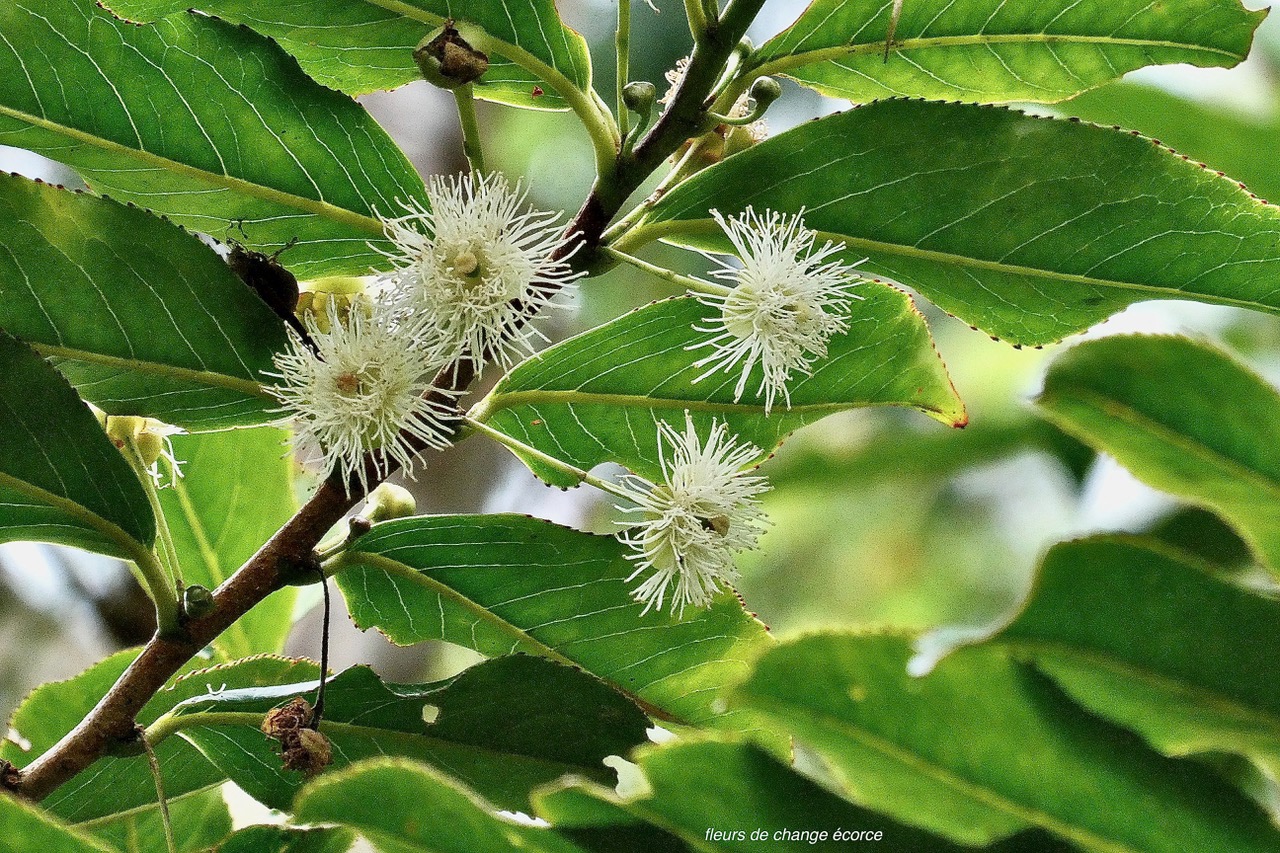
(453, 85, 486, 174)
(120, 438, 183, 634)
(145, 711, 265, 748)
(140, 732, 177, 853)
(685, 0, 710, 42)
(601, 246, 730, 297)
(601, 135, 712, 246)
(463, 417, 634, 501)
(617, 0, 631, 139)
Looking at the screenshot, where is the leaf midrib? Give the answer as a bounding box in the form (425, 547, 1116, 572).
(359, 0, 591, 106)
(740, 692, 1138, 853)
(178, 712, 619, 780)
(999, 637, 1280, 741)
(1038, 386, 1280, 501)
(0, 104, 383, 235)
(36, 342, 273, 398)
(0, 469, 151, 560)
(755, 32, 1246, 82)
(639, 219, 1280, 319)
(339, 551, 680, 723)
(477, 388, 952, 420)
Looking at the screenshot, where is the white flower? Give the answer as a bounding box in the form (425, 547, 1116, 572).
(377, 172, 578, 370)
(267, 302, 457, 494)
(615, 414, 770, 617)
(106, 416, 185, 488)
(689, 208, 864, 414)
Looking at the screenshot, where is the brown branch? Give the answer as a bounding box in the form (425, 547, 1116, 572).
(6, 0, 765, 804)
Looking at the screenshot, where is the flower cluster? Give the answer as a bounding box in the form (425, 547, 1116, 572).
(267, 302, 457, 494)
(380, 173, 579, 370)
(614, 413, 770, 616)
(690, 207, 865, 413)
(268, 172, 575, 492)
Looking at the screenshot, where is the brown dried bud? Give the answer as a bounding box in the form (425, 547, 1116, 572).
(281, 727, 332, 777)
(261, 697, 312, 740)
(415, 21, 488, 89)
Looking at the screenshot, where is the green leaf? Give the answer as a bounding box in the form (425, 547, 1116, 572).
(100, 0, 593, 112)
(751, 0, 1264, 104)
(1035, 335, 1280, 574)
(159, 429, 297, 658)
(83, 787, 232, 853)
(0, 0, 428, 278)
(473, 289, 963, 486)
(764, 415, 1090, 491)
(0, 332, 155, 559)
(334, 514, 775, 739)
(538, 737, 983, 853)
(1, 650, 224, 824)
(294, 758, 591, 853)
(0, 793, 115, 853)
(1063, 81, 1280, 203)
(218, 825, 356, 853)
(732, 634, 1280, 851)
(163, 655, 649, 813)
(219, 825, 355, 853)
(535, 784, 695, 853)
(639, 100, 1280, 346)
(0, 175, 286, 430)
(996, 535, 1280, 782)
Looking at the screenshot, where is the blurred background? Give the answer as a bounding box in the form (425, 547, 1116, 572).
(1, 0, 1277, 739)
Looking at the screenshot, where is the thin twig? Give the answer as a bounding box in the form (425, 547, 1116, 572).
(311, 566, 332, 725)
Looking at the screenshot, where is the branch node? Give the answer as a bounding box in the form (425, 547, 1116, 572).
(277, 550, 324, 588)
(105, 726, 147, 759)
(0, 760, 20, 792)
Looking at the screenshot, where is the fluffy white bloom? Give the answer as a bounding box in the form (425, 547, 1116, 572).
(615, 414, 770, 617)
(378, 172, 578, 370)
(267, 303, 457, 494)
(690, 208, 864, 413)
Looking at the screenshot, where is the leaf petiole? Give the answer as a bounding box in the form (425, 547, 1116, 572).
(600, 246, 732, 298)
(463, 417, 635, 502)
(452, 85, 487, 174)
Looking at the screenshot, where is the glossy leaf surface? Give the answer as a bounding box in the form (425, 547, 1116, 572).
(642, 101, 1280, 346)
(753, 0, 1263, 103)
(476, 290, 963, 486)
(0, 175, 285, 429)
(0, 0, 428, 277)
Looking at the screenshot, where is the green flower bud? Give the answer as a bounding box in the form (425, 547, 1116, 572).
(182, 584, 216, 619)
(361, 483, 417, 523)
(748, 76, 783, 110)
(105, 416, 183, 469)
(622, 81, 656, 114)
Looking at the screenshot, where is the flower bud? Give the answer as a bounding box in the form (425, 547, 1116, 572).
(360, 483, 417, 523)
(622, 81, 656, 114)
(105, 416, 184, 470)
(748, 77, 783, 110)
(182, 584, 216, 619)
(297, 276, 372, 334)
(414, 22, 488, 89)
